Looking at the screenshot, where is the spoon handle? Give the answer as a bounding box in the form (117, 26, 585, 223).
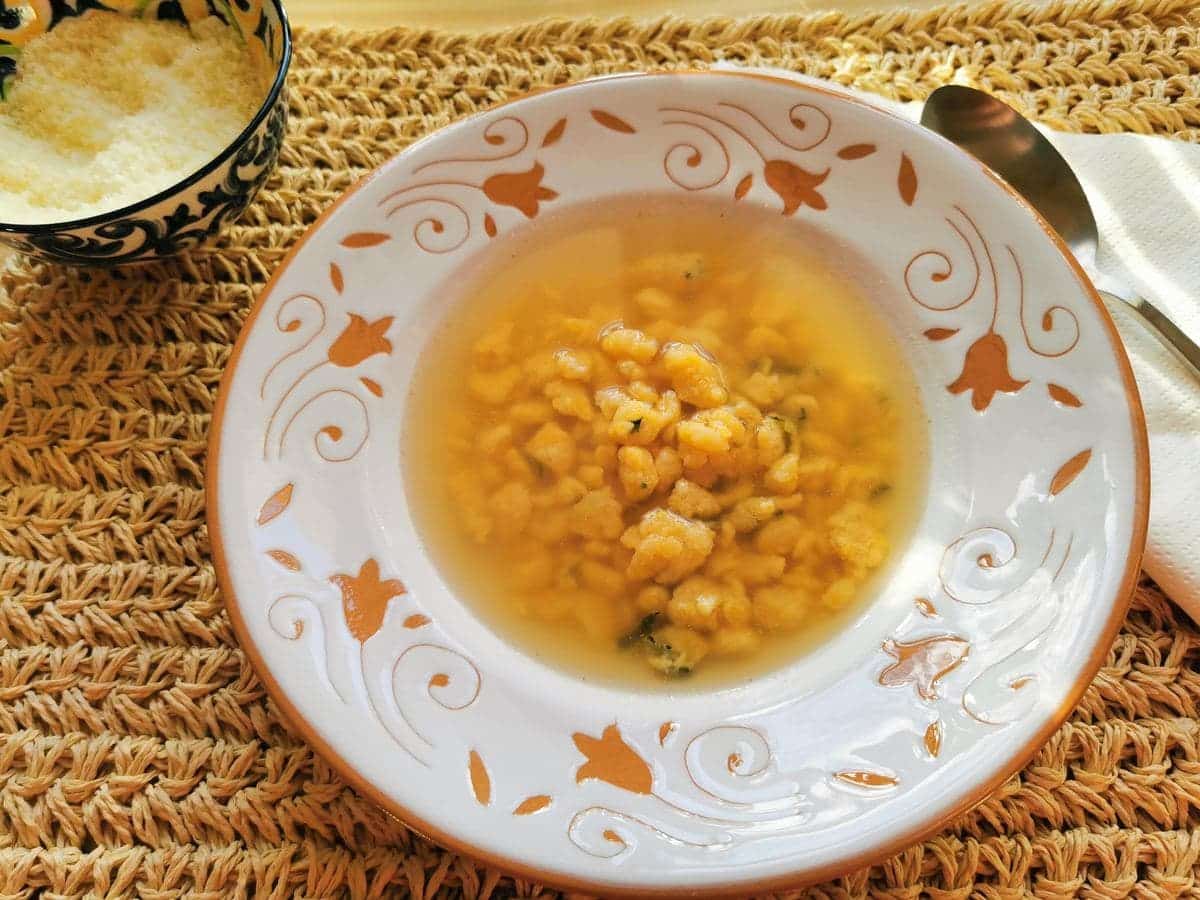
(1104, 290, 1200, 379)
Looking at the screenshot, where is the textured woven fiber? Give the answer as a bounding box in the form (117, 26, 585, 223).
(1, 1, 1199, 896)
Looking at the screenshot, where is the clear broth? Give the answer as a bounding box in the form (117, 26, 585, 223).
(405, 196, 927, 689)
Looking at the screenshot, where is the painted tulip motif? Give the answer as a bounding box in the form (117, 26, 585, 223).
(763, 159, 829, 215)
(879, 635, 970, 701)
(573, 724, 654, 795)
(482, 162, 559, 218)
(331, 558, 407, 643)
(327, 314, 394, 368)
(947, 331, 1028, 411)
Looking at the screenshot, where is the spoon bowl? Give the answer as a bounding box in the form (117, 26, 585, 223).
(920, 86, 1099, 268)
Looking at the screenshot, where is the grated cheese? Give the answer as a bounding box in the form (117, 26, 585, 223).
(0, 12, 268, 224)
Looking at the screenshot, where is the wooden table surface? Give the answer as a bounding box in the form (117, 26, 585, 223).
(285, 0, 926, 31)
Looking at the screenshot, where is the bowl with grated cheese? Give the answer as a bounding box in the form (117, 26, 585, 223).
(0, 0, 290, 266)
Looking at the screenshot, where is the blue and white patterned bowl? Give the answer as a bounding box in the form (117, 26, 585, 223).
(0, 0, 291, 266)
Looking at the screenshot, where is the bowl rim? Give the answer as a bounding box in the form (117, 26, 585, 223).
(206, 69, 1150, 897)
(0, 0, 293, 235)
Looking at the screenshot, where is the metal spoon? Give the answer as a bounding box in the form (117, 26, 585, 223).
(921, 84, 1200, 378)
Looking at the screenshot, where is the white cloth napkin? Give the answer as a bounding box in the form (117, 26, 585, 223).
(716, 65, 1200, 619)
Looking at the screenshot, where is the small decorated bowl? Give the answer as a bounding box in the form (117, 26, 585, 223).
(0, 0, 290, 266)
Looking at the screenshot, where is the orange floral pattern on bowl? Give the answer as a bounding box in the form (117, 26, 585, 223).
(208, 71, 1147, 895)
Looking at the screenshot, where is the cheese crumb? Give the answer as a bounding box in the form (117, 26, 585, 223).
(0, 12, 269, 224)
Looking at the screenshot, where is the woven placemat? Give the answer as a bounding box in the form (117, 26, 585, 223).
(2, 0, 1199, 895)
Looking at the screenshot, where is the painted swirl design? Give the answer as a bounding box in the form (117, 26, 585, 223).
(938, 527, 1020, 606)
(259, 299, 393, 463)
(267, 594, 349, 703)
(260, 549, 484, 768)
(684, 726, 774, 806)
(0, 0, 50, 46)
(366, 115, 560, 251)
(908, 207, 1082, 411)
(568, 807, 728, 860)
(904, 218, 980, 312)
(660, 119, 731, 191)
(384, 197, 472, 254)
(393, 642, 483, 714)
(259, 293, 326, 399)
(412, 116, 530, 172)
(364, 642, 487, 767)
(720, 100, 832, 152)
(1010, 246, 1081, 358)
(563, 722, 813, 862)
(278, 388, 370, 462)
(939, 525, 1077, 725)
(632, 99, 844, 213)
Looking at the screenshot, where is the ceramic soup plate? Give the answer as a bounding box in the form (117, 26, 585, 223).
(208, 72, 1148, 895)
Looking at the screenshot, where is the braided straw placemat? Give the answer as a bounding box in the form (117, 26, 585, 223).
(2, 1, 1199, 895)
